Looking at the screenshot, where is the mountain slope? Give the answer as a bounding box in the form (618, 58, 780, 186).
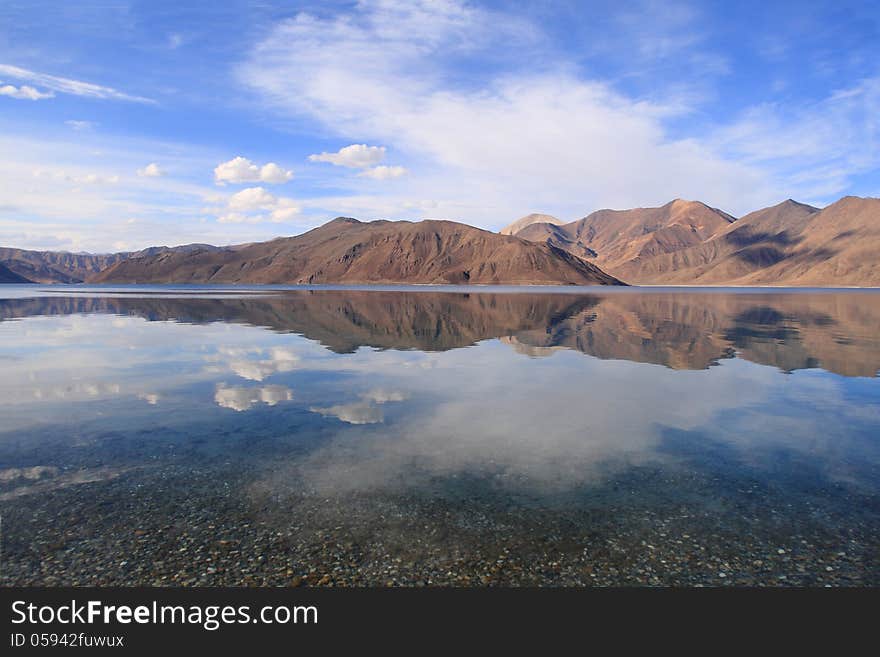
(517, 222, 598, 260)
(0, 248, 130, 283)
(93, 217, 624, 286)
(611, 197, 880, 286)
(511, 196, 880, 286)
(611, 199, 820, 284)
(0, 262, 32, 283)
(512, 199, 735, 274)
(500, 213, 563, 236)
(734, 196, 880, 286)
(0, 244, 228, 283)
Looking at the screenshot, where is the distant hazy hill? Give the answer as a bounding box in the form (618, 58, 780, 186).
(0, 248, 130, 284)
(93, 217, 623, 286)
(500, 213, 563, 236)
(0, 244, 226, 284)
(509, 196, 880, 286)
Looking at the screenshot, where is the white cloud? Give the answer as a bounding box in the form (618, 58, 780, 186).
(138, 393, 160, 405)
(310, 401, 384, 425)
(214, 156, 293, 185)
(0, 64, 153, 103)
(0, 84, 53, 100)
(309, 387, 407, 424)
(258, 162, 293, 183)
(216, 212, 260, 224)
(214, 384, 293, 411)
(65, 120, 97, 131)
(0, 133, 251, 253)
(712, 76, 880, 200)
(227, 186, 277, 211)
(31, 169, 120, 185)
(212, 345, 300, 380)
(269, 200, 302, 222)
(213, 186, 300, 224)
(309, 144, 386, 168)
(358, 165, 407, 180)
(137, 162, 165, 177)
(236, 0, 876, 221)
(362, 389, 408, 403)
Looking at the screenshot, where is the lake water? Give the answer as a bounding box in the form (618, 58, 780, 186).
(1, 285, 878, 586)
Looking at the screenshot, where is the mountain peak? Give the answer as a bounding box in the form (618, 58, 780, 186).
(778, 198, 819, 211)
(500, 213, 563, 236)
(91, 216, 623, 286)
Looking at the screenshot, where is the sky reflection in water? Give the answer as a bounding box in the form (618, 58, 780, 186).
(1, 287, 879, 495)
(1, 287, 879, 585)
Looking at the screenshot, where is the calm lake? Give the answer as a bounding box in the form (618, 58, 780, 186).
(1, 285, 878, 586)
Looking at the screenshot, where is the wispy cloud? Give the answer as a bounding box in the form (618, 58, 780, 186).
(358, 165, 407, 180)
(236, 0, 775, 218)
(309, 144, 386, 168)
(235, 0, 878, 220)
(0, 64, 154, 104)
(65, 120, 97, 131)
(713, 76, 880, 200)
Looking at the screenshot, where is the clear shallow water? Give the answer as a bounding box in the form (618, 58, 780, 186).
(1, 285, 878, 586)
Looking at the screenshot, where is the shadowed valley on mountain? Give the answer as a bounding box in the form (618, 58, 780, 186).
(507, 196, 880, 286)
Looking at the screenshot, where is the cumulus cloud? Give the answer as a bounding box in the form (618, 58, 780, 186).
(214, 156, 293, 185)
(269, 202, 301, 222)
(209, 346, 300, 381)
(358, 165, 407, 180)
(228, 186, 277, 211)
(0, 64, 153, 103)
(362, 388, 408, 403)
(310, 401, 384, 425)
(309, 144, 386, 168)
(213, 186, 300, 224)
(309, 388, 407, 425)
(215, 384, 294, 412)
(137, 162, 165, 177)
(0, 84, 53, 100)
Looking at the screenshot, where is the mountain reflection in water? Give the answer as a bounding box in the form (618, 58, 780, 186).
(0, 286, 878, 586)
(2, 288, 879, 376)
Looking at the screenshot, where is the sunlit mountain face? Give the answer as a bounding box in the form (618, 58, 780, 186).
(2, 286, 879, 586)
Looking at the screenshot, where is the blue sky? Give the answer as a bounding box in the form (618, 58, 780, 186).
(0, 0, 877, 252)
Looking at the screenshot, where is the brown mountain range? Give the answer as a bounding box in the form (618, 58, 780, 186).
(92, 217, 622, 286)
(0, 244, 225, 284)
(0, 248, 129, 284)
(507, 196, 880, 286)
(2, 195, 878, 286)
